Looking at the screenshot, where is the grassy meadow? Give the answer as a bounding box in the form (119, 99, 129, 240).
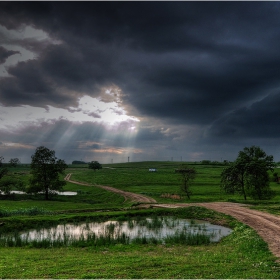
(1, 161, 280, 278)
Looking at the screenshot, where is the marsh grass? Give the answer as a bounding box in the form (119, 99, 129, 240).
(164, 229, 212, 245)
(0, 215, 221, 248)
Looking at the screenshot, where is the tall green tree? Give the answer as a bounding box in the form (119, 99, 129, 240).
(221, 146, 275, 200)
(29, 146, 67, 200)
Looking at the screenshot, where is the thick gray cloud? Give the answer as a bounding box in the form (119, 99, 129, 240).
(207, 92, 280, 140)
(0, 46, 20, 64)
(1, 2, 280, 162)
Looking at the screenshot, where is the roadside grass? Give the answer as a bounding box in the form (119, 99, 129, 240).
(0, 207, 279, 278)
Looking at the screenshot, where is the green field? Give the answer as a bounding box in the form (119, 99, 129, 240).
(1, 161, 280, 278)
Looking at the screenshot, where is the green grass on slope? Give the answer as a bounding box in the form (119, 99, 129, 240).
(69, 162, 280, 204)
(0, 207, 279, 279)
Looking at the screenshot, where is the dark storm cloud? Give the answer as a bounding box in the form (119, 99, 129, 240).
(0, 46, 20, 64)
(1, 2, 280, 160)
(0, 41, 120, 108)
(1, 2, 280, 116)
(206, 92, 280, 141)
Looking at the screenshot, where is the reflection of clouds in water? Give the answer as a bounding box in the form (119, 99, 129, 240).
(19, 217, 232, 243)
(7, 190, 77, 195)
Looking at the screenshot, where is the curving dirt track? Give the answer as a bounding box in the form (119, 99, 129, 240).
(153, 202, 280, 260)
(65, 173, 280, 260)
(64, 173, 156, 203)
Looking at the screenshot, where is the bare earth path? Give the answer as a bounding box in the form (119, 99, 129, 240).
(153, 202, 280, 260)
(65, 174, 280, 259)
(64, 173, 156, 203)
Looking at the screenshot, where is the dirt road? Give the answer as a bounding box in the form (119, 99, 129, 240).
(65, 174, 280, 259)
(64, 173, 157, 203)
(153, 202, 280, 260)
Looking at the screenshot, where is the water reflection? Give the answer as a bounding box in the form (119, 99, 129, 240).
(5, 191, 77, 195)
(20, 217, 232, 243)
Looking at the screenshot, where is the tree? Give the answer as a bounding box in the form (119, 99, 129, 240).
(9, 158, 21, 167)
(221, 146, 275, 200)
(0, 177, 23, 195)
(88, 161, 102, 171)
(0, 156, 7, 180)
(72, 160, 87, 165)
(29, 146, 67, 200)
(0, 156, 8, 194)
(177, 166, 196, 199)
(0, 156, 23, 195)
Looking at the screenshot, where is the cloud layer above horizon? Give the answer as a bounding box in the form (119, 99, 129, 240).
(1, 2, 280, 163)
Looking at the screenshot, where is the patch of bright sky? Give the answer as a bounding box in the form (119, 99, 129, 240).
(0, 95, 139, 131)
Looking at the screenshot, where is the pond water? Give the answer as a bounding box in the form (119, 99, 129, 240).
(18, 216, 232, 244)
(7, 190, 77, 195)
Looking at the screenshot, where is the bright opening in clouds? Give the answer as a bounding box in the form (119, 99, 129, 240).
(0, 94, 139, 131)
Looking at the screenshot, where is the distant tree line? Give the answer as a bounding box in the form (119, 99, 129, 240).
(72, 160, 88, 164)
(200, 160, 230, 166)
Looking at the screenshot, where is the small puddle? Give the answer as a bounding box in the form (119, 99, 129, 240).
(17, 216, 232, 244)
(4, 191, 77, 196)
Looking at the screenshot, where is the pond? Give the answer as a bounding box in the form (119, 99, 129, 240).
(1, 216, 232, 247)
(6, 190, 77, 196)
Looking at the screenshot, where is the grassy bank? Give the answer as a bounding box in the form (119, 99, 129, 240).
(0, 207, 279, 278)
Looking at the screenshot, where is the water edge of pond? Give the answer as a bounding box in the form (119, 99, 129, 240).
(0, 216, 233, 247)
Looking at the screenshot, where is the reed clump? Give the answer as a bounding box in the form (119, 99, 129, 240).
(0, 216, 226, 248)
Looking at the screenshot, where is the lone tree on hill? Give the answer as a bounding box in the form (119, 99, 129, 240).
(88, 161, 102, 171)
(9, 158, 21, 167)
(221, 146, 275, 200)
(29, 146, 67, 200)
(177, 166, 197, 199)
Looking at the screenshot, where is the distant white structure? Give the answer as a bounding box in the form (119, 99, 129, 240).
(149, 168, 157, 172)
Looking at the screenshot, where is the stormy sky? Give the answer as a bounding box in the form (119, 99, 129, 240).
(1, 1, 280, 164)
